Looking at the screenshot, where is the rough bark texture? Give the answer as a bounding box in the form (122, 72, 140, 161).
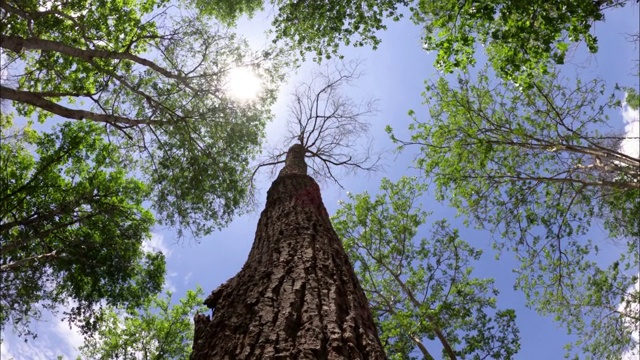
(191, 145, 386, 359)
(278, 143, 308, 177)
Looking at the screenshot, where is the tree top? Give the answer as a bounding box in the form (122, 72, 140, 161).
(277, 144, 308, 177)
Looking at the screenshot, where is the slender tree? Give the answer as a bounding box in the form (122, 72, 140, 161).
(191, 63, 386, 359)
(332, 176, 520, 360)
(387, 69, 640, 358)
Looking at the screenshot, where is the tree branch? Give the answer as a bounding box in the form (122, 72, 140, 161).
(1, 85, 163, 126)
(0, 250, 58, 273)
(1, 34, 187, 85)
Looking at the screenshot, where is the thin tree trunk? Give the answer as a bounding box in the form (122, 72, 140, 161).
(191, 146, 386, 359)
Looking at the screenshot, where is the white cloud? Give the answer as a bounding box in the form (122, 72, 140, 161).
(54, 318, 84, 354)
(619, 95, 640, 161)
(165, 271, 178, 293)
(622, 344, 639, 360)
(614, 94, 640, 359)
(1, 339, 16, 360)
(184, 272, 193, 285)
(1, 324, 77, 360)
(5, 301, 86, 360)
(142, 232, 172, 257)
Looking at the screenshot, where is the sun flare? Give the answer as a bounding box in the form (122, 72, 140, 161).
(225, 67, 263, 102)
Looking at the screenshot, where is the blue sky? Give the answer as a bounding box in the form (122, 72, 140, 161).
(1, 3, 639, 359)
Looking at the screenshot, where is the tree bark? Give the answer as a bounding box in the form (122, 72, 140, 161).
(0, 85, 159, 127)
(191, 146, 386, 359)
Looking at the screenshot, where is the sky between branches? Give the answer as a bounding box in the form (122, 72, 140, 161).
(1, 2, 639, 359)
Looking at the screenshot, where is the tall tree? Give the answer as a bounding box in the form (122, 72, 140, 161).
(268, 0, 632, 81)
(332, 176, 520, 360)
(1, 119, 165, 338)
(387, 69, 639, 358)
(79, 286, 206, 360)
(191, 144, 386, 359)
(191, 64, 386, 359)
(1, 0, 284, 238)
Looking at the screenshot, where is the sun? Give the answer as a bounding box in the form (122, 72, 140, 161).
(225, 66, 263, 102)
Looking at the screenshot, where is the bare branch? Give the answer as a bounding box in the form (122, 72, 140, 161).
(255, 59, 382, 187)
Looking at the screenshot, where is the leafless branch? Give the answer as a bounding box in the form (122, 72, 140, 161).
(255, 59, 382, 188)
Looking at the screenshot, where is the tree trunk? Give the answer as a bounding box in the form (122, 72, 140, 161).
(191, 146, 386, 359)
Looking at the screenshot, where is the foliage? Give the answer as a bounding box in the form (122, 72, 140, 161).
(79, 286, 207, 359)
(270, 0, 407, 61)
(332, 176, 520, 360)
(269, 0, 631, 81)
(624, 86, 640, 109)
(1, 0, 285, 238)
(387, 70, 640, 358)
(192, 0, 263, 25)
(0, 118, 165, 338)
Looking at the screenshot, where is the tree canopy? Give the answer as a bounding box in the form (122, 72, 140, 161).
(387, 69, 639, 358)
(269, 0, 632, 82)
(79, 286, 206, 359)
(0, 0, 286, 340)
(332, 176, 520, 360)
(1, 0, 285, 238)
(1, 118, 165, 338)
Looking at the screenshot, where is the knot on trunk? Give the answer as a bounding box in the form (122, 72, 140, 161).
(278, 144, 307, 177)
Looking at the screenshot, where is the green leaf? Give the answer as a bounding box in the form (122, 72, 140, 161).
(1, 120, 165, 338)
(332, 176, 520, 359)
(78, 286, 207, 359)
(391, 68, 640, 358)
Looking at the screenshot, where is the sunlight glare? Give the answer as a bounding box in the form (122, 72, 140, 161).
(226, 67, 263, 102)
